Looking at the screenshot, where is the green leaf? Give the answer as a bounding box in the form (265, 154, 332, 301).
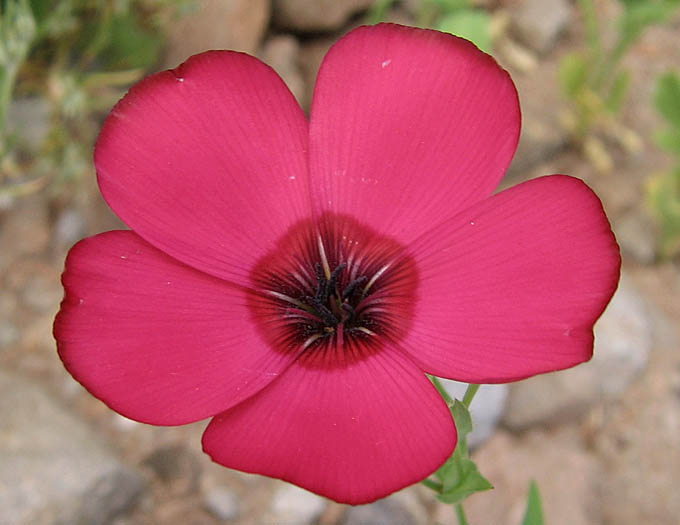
(522, 481, 545, 525)
(655, 72, 680, 128)
(100, 12, 162, 70)
(436, 456, 493, 504)
(619, 2, 675, 44)
(559, 53, 588, 99)
(430, 0, 470, 11)
(605, 69, 631, 113)
(655, 128, 680, 154)
(647, 168, 680, 258)
(431, 399, 493, 504)
(436, 10, 491, 53)
(451, 399, 473, 439)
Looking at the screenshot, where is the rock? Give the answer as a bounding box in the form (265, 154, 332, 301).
(341, 489, 428, 525)
(273, 0, 374, 32)
(62, 468, 145, 525)
(163, 0, 270, 66)
(53, 208, 87, 250)
(299, 37, 336, 109)
(503, 273, 652, 430)
(143, 445, 202, 495)
(7, 97, 50, 151)
(505, 61, 569, 180)
(0, 319, 19, 348)
(0, 292, 19, 347)
(596, 308, 680, 523)
(5, 258, 61, 313)
(21, 268, 63, 314)
(442, 429, 603, 525)
(260, 35, 307, 108)
(509, 0, 572, 55)
(270, 484, 327, 524)
(613, 210, 658, 265)
(0, 195, 50, 257)
(0, 371, 146, 525)
(203, 486, 240, 521)
(439, 380, 508, 448)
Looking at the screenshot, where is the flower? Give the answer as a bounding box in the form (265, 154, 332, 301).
(54, 23, 620, 504)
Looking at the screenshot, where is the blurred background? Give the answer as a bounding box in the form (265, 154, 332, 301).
(1, 0, 679, 523)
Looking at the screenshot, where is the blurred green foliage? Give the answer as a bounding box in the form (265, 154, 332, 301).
(521, 481, 545, 525)
(559, 0, 680, 172)
(369, 0, 491, 53)
(0, 0, 192, 202)
(648, 71, 680, 258)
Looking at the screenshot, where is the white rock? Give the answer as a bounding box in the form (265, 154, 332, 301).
(0, 371, 145, 524)
(342, 489, 428, 525)
(503, 272, 651, 429)
(510, 0, 572, 55)
(271, 484, 327, 524)
(203, 486, 240, 521)
(53, 208, 87, 249)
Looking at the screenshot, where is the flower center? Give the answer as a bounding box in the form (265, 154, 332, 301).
(248, 213, 418, 355)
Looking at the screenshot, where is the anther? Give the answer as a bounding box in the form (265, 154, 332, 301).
(314, 263, 327, 302)
(341, 302, 355, 323)
(306, 296, 338, 326)
(326, 263, 347, 299)
(342, 275, 368, 301)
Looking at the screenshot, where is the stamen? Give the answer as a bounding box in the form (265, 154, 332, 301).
(342, 275, 368, 300)
(362, 263, 391, 297)
(327, 263, 347, 299)
(267, 291, 311, 311)
(302, 333, 323, 349)
(306, 296, 338, 326)
(317, 236, 331, 279)
(341, 302, 355, 323)
(313, 263, 327, 302)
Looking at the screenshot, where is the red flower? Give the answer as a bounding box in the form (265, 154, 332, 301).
(54, 24, 620, 504)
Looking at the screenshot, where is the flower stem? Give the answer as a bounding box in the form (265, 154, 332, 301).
(455, 502, 469, 525)
(430, 375, 454, 405)
(421, 478, 442, 492)
(462, 383, 480, 409)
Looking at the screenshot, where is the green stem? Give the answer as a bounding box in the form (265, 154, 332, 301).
(455, 502, 469, 525)
(462, 383, 480, 409)
(0, 64, 18, 154)
(421, 478, 443, 492)
(430, 375, 454, 405)
(368, 0, 396, 23)
(577, 0, 602, 73)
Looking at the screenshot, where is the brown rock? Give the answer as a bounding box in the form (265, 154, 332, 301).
(509, 0, 572, 55)
(299, 37, 337, 109)
(164, 0, 270, 66)
(273, 0, 373, 32)
(505, 60, 569, 180)
(260, 35, 307, 107)
(0, 195, 50, 260)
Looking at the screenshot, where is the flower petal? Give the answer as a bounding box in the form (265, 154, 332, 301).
(309, 23, 520, 241)
(202, 345, 455, 504)
(95, 51, 310, 286)
(54, 231, 300, 425)
(401, 175, 621, 383)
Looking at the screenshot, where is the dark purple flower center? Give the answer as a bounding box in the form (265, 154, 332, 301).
(249, 213, 418, 354)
